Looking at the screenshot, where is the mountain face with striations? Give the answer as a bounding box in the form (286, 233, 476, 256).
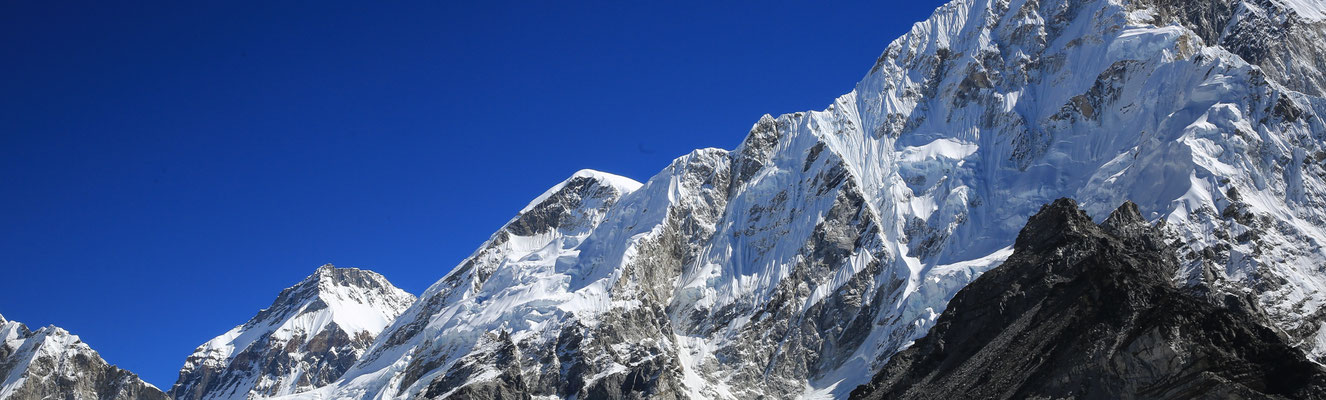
(262, 0, 1326, 398)
(850, 199, 1326, 400)
(169, 265, 415, 400)
(0, 314, 167, 400)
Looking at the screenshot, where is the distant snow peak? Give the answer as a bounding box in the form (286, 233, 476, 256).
(0, 316, 166, 400)
(169, 264, 415, 400)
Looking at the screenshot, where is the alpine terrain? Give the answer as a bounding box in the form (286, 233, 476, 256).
(259, 0, 1326, 398)
(5, 0, 1326, 398)
(169, 265, 415, 400)
(0, 314, 167, 400)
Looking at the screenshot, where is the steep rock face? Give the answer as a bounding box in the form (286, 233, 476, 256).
(308, 168, 680, 399)
(847, 0, 1326, 367)
(284, 0, 1326, 398)
(1134, 0, 1326, 96)
(0, 314, 167, 400)
(850, 199, 1326, 400)
(169, 265, 415, 400)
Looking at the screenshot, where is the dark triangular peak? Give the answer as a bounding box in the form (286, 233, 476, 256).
(1101, 200, 1147, 230)
(1011, 197, 1100, 253)
(851, 198, 1326, 400)
(1099, 200, 1165, 248)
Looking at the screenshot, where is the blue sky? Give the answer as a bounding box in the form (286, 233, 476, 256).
(1, 0, 944, 388)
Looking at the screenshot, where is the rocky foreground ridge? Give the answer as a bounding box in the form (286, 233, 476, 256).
(850, 199, 1326, 400)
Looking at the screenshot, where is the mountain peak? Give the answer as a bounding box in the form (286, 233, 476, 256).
(0, 316, 167, 400)
(1103, 200, 1146, 227)
(299, 263, 400, 297)
(504, 169, 640, 239)
(170, 265, 415, 400)
(1013, 198, 1097, 252)
(519, 169, 641, 215)
(569, 169, 642, 191)
(32, 325, 71, 339)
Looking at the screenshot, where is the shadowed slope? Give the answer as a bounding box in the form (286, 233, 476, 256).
(851, 199, 1326, 400)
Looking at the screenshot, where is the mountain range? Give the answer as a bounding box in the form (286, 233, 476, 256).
(6, 0, 1326, 398)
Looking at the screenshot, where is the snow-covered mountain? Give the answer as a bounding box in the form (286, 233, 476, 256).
(169, 265, 415, 400)
(0, 314, 166, 400)
(259, 0, 1326, 398)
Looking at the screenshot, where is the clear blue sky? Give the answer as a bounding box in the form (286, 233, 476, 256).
(1, 0, 943, 388)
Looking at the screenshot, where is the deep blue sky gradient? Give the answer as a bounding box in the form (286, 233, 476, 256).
(1, 0, 945, 388)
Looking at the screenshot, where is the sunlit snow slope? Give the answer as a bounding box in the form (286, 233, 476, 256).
(281, 0, 1326, 398)
(170, 265, 415, 400)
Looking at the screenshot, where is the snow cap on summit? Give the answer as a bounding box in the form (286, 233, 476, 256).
(171, 264, 415, 400)
(519, 169, 642, 214)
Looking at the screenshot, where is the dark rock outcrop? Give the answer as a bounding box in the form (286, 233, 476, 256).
(851, 199, 1326, 400)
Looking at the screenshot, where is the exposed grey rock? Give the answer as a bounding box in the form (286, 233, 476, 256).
(421, 331, 530, 400)
(1137, 0, 1326, 96)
